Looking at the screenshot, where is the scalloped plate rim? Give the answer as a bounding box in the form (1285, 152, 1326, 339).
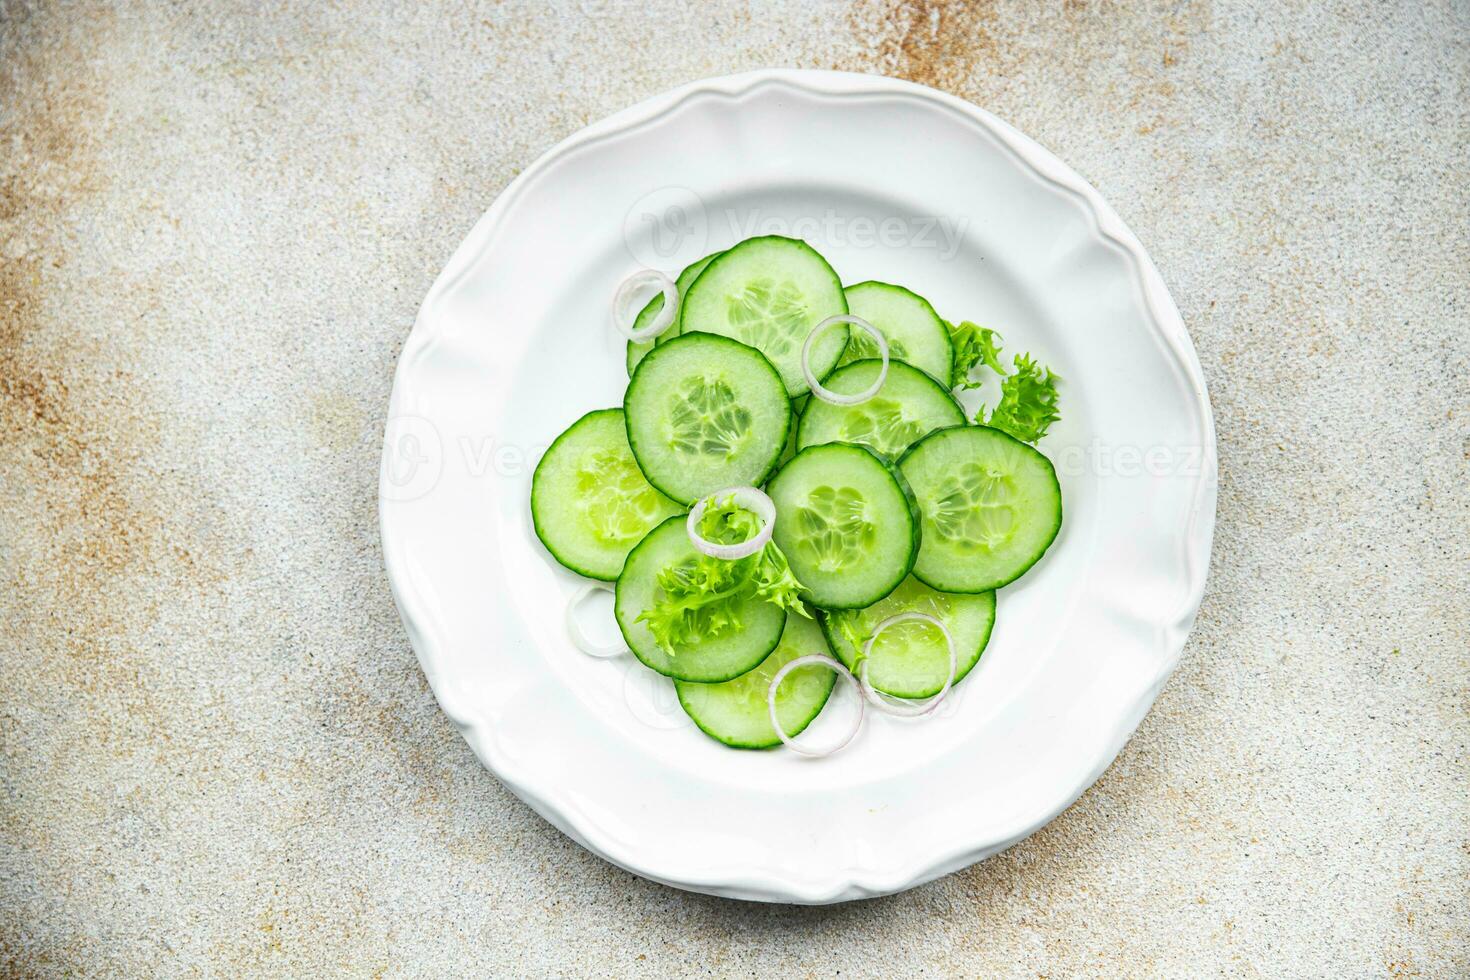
(379, 68, 1217, 904)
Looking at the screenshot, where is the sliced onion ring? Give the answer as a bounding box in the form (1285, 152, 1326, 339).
(611, 269, 679, 343)
(768, 654, 865, 758)
(565, 583, 626, 659)
(801, 314, 888, 405)
(685, 486, 775, 561)
(858, 612, 957, 718)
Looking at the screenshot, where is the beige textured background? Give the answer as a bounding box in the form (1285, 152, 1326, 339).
(2, 0, 1467, 976)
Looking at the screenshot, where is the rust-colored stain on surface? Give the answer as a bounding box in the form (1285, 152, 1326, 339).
(857, 0, 1003, 91)
(0, 8, 203, 691)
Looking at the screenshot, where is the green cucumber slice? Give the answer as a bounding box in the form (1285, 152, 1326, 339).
(775, 395, 807, 467)
(675, 610, 836, 749)
(796, 359, 965, 461)
(530, 408, 684, 580)
(766, 443, 920, 609)
(624, 333, 791, 505)
(898, 425, 1062, 592)
(837, 281, 954, 384)
(680, 236, 848, 396)
(615, 516, 787, 682)
(821, 577, 995, 699)
(777, 416, 799, 467)
(625, 251, 723, 376)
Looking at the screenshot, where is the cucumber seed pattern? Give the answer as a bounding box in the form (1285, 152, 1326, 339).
(668, 376, 752, 459)
(837, 397, 929, 459)
(793, 485, 875, 573)
(729, 631, 833, 710)
(726, 278, 808, 357)
(833, 577, 953, 653)
(930, 463, 1018, 551)
(843, 331, 906, 364)
(575, 450, 669, 544)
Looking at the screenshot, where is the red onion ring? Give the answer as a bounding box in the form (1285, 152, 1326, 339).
(685, 486, 775, 561)
(858, 612, 957, 718)
(801, 314, 888, 405)
(564, 583, 626, 659)
(612, 269, 679, 343)
(768, 654, 865, 757)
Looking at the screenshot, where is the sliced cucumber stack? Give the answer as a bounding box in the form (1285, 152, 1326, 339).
(531, 408, 684, 580)
(796, 359, 965, 461)
(766, 443, 919, 609)
(675, 611, 836, 749)
(615, 516, 787, 682)
(837, 281, 954, 384)
(538, 233, 1067, 755)
(625, 250, 723, 375)
(625, 333, 791, 505)
(822, 577, 996, 699)
(899, 425, 1062, 592)
(681, 236, 848, 397)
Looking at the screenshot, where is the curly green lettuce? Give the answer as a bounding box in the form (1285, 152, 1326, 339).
(637, 495, 808, 655)
(945, 317, 1061, 442)
(947, 320, 1007, 390)
(977, 353, 1061, 443)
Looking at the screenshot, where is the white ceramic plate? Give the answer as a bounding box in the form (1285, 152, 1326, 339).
(380, 70, 1216, 904)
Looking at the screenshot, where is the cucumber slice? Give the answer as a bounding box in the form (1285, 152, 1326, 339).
(796, 359, 965, 461)
(675, 610, 836, 748)
(777, 414, 799, 467)
(624, 333, 791, 505)
(899, 425, 1062, 592)
(614, 516, 787, 682)
(625, 251, 723, 376)
(775, 395, 808, 467)
(766, 443, 919, 609)
(531, 408, 684, 580)
(837, 281, 954, 385)
(821, 577, 996, 699)
(680, 236, 848, 397)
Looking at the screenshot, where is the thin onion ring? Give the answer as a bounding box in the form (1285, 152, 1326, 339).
(768, 654, 865, 757)
(611, 269, 679, 343)
(565, 583, 626, 659)
(685, 486, 775, 561)
(858, 612, 957, 718)
(800, 314, 888, 405)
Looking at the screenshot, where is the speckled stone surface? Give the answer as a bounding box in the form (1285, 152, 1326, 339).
(2, 0, 1466, 975)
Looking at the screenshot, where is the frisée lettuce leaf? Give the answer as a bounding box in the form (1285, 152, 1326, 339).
(946, 319, 1061, 443)
(948, 320, 1007, 390)
(638, 494, 808, 655)
(977, 353, 1061, 443)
